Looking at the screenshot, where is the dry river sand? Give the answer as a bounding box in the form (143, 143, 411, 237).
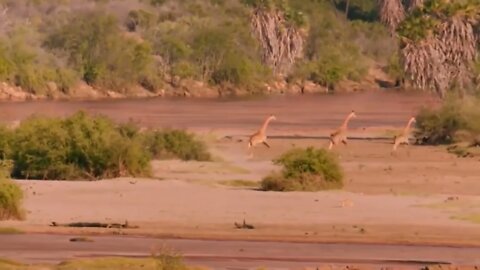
(0, 91, 479, 269)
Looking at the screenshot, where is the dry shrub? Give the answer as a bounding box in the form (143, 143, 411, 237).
(0, 161, 23, 220)
(261, 147, 343, 192)
(415, 97, 480, 145)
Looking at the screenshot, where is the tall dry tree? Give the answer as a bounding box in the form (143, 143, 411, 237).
(249, 2, 305, 76)
(378, 0, 406, 34)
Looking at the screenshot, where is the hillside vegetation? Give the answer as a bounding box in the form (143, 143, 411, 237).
(0, 0, 477, 100)
(0, 0, 397, 99)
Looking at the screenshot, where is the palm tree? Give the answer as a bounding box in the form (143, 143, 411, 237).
(378, 0, 406, 34)
(247, 0, 305, 76)
(397, 0, 479, 98)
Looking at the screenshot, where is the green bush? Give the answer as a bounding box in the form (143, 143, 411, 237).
(146, 4, 269, 88)
(8, 112, 151, 180)
(0, 179, 23, 221)
(261, 147, 343, 192)
(153, 248, 188, 270)
(45, 12, 157, 90)
(415, 98, 480, 145)
(143, 130, 211, 161)
(126, 9, 156, 32)
(0, 112, 211, 180)
(210, 50, 268, 87)
(288, 1, 378, 88)
(0, 126, 13, 160)
(0, 35, 78, 95)
(0, 161, 23, 221)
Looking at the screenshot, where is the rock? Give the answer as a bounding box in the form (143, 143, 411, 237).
(367, 66, 397, 89)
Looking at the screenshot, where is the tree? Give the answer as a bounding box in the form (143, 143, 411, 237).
(245, 0, 306, 76)
(397, 0, 479, 98)
(378, 0, 406, 34)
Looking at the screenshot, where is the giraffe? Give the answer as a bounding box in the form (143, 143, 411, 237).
(393, 116, 416, 151)
(248, 114, 276, 152)
(328, 110, 357, 150)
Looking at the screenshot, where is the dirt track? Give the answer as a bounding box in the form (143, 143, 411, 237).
(1, 234, 479, 269)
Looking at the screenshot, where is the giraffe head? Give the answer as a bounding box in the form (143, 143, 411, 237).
(269, 114, 277, 121)
(410, 116, 416, 123)
(350, 110, 357, 118)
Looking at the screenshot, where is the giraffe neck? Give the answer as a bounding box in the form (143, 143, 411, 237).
(403, 119, 415, 135)
(260, 117, 273, 134)
(341, 114, 354, 130)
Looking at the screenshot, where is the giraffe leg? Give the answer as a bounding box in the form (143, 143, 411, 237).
(328, 141, 334, 150)
(247, 148, 254, 159)
(393, 140, 400, 151)
(262, 141, 270, 148)
(247, 142, 254, 158)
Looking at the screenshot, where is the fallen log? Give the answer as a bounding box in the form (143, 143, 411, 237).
(50, 220, 139, 229)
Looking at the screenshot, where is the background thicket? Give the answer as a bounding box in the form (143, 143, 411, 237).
(0, 0, 477, 98)
(0, 0, 397, 96)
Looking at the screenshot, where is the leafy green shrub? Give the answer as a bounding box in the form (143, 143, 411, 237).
(1, 112, 211, 180)
(0, 179, 23, 220)
(45, 12, 157, 90)
(0, 36, 78, 95)
(288, 2, 375, 88)
(211, 50, 268, 87)
(153, 248, 188, 270)
(0, 126, 13, 159)
(143, 130, 211, 161)
(171, 61, 199, 79)
(415, 98, 480, 145)
(415, 104, 466, 145)
(126, 9, 156, 32)
(0, 161, 23, 220)
(261, 147, 343, 192)
(9, 112, 151, 180)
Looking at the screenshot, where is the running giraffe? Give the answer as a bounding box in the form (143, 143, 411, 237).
(328, 110, 357, 150)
